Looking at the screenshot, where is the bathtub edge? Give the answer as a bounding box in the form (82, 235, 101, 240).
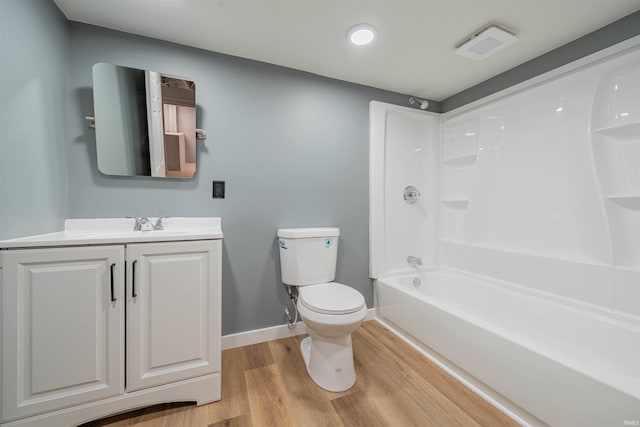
(372, 316, 544, 427)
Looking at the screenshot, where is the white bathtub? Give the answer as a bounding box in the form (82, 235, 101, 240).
(375, 269, 640, 427)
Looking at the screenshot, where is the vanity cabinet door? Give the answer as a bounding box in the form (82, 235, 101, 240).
(1, 246, 125, 422)
(126, 240, 221, 392)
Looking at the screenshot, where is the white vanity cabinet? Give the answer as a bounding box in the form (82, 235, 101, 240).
(1, 246, 125, 421)
(125, 241, 219, 391)
(0, 218, 222, 427)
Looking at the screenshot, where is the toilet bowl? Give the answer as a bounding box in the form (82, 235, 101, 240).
(277, 227, 366, 392)
(297, 282, 367, 392)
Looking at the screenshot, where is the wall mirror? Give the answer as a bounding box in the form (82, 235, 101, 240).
(92, 62, 197, 178)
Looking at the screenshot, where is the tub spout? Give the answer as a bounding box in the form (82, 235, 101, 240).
(407, 256, 422, 267)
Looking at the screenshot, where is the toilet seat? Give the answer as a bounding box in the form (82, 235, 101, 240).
(298, 282, 365, 314)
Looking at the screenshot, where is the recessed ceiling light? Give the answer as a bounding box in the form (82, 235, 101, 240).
(348, 24, 376, 46)
(455, 24, 518, 61)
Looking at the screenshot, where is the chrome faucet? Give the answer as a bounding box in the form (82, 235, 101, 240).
(133, 217, 165, 231)
(407, 256, 422, 267)
(134, 217, 152, 231)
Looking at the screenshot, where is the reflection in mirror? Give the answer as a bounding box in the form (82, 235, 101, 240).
(92, 63, 197, 178)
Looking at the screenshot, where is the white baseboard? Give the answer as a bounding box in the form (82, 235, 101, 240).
(221, 308, 376, 350)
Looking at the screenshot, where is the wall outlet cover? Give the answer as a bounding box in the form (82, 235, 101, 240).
(213, 181, 225, 198)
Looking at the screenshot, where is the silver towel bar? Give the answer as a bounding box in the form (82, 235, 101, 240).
(84, 116, 206, 140)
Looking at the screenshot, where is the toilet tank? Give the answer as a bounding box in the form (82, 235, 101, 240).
(277, 227, 340, 286)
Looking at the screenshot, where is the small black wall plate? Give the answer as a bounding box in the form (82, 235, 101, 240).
(213, 181, 225, 198)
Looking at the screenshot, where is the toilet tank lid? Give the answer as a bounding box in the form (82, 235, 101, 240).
(277, 227, 340, 238)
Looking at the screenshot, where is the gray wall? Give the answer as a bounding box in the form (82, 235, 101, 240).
(0, 0, 69, 240)
(67, 23, 411, 335)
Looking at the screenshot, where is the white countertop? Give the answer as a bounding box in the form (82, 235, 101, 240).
(0, 217, 223, 249)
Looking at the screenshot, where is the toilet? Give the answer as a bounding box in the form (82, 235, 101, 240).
(277, 227, 367, 392)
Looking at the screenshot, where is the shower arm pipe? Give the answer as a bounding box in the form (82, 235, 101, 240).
(408, 96, 429, 110)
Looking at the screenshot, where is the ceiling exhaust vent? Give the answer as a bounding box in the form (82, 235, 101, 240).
(455, 24, 518, 61)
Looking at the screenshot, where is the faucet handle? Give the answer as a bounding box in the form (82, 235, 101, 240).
(134, 217, 150, 231)
(153, 217, 165, 230)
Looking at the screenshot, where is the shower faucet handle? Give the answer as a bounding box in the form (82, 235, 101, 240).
(403, 186, 420, 204)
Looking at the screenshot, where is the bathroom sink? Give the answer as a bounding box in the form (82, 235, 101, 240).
(74, 229, 194, 238)
(0, 217, 223, 248)
(65, 217, 223, 241)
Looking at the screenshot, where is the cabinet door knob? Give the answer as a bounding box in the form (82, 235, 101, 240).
(132, 260, 138, 298)
(110, 263, 116, 302)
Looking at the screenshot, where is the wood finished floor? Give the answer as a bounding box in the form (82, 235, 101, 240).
(84, 321, 517, 427)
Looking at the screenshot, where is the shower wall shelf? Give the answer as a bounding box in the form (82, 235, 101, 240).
(589, 62, 640, 272)
(441, 122, 478, 163)
(441, 163, 475, 199)
(442, 154, 478, 167)
(607, 195, 640, 199)
(607, 195, 640, 210)
(440, 119, 479, 242)
(616, 265, 640, 274)
(594, 121, 640, 141)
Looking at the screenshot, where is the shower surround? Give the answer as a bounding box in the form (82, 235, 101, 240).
(370, 38, 640, 426)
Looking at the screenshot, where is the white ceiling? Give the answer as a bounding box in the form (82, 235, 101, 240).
(53, 0, 640, 102)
